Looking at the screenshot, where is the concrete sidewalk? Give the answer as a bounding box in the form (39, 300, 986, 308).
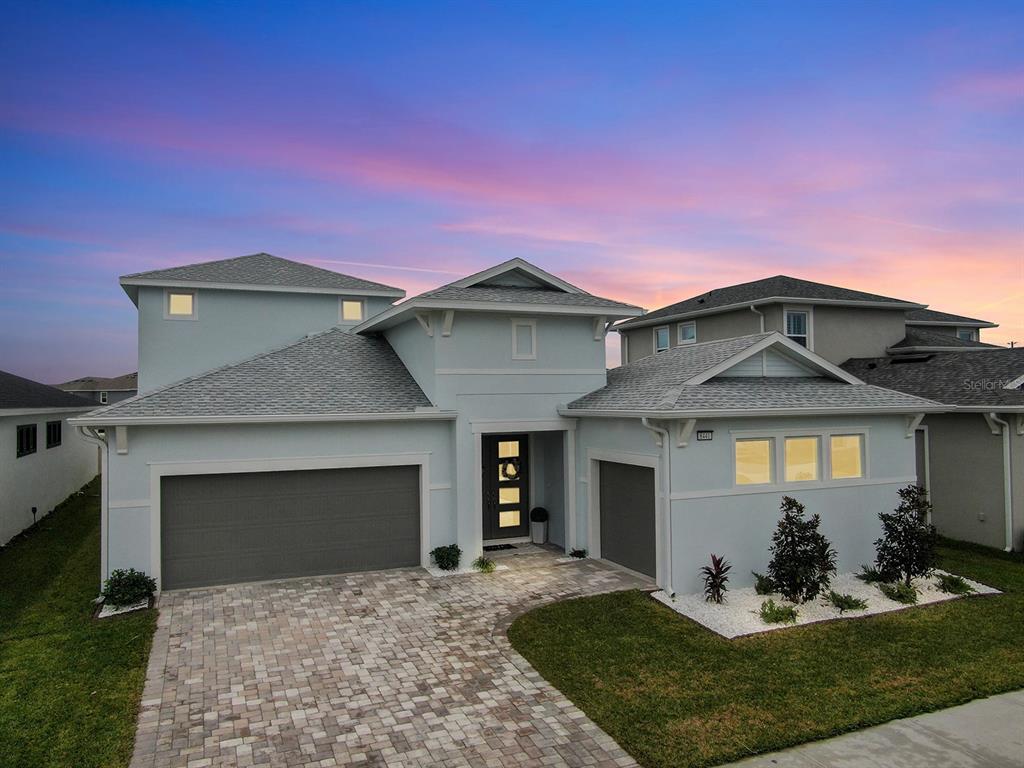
(728, 691, 1024, 768)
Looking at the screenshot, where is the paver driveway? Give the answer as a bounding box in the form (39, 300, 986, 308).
(132, 549, 650, 767)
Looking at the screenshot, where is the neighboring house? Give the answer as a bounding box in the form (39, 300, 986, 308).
(0, 370, 96, 545)
(71, 253, 938, 595)
(844, 350, 1024, 552)
(56, 372, 138, 405)
(905, 308, 999, 345)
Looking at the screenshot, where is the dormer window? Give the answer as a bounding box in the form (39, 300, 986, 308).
(164, 289, 197, 320)
(956, 328, 978, 342)
(340, 300, 365, 323)
(784, 308, 810, 348)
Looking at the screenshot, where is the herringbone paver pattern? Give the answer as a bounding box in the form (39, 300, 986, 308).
(131, 550, 649, 767)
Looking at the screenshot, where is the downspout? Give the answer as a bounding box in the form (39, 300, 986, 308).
(77, 426, 109, 588)
(750, 304, 765, 333)
(641, 417, 674, 596)
(986, 413, 1013, 552)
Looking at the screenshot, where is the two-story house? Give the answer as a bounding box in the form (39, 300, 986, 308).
(71, 255, 939, 595)
(56, 372, 138, 405)
(618, 275, 1023, 553)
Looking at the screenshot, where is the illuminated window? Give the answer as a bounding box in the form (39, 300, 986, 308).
(678, 322, 696, 345)
(165, 290, 196, 319)
(785, 437, 819, 482)
(498, 488, 520, 504)
(654, 326, 670, 352)
(499, 510, 521, 528)
(341, 300, 364, 322)
(735, 438, 773, 485)
(498, 440, 519, 458)
(830, 434, 864, 479)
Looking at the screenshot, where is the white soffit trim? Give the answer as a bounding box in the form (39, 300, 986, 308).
(684, 333, 865, 386)
(1, 406, 93, 417)
(906, 320, 998, 329)
(68, 411, 459, 427)
(448, 257, 585, 293)
(119, 277, 406, 301)
(558, 405, 947, 418)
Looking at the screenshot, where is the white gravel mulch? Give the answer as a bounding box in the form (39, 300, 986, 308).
(653, 570, 1000, 639)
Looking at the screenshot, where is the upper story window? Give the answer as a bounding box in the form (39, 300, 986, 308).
(678, 321, 696, 345)
(164, 289, 197, 320)
(100, 391, 108, 404)
(340, 299, 365, 323)
(784, 308, 810, 348)
(784, 436, 820, 482)
(46, 420, 62, 449)
(512, 319, 537, 360)
(654, 325, 670, 353)
(956, 328, 978, 342)
(16, 424, 36, 458)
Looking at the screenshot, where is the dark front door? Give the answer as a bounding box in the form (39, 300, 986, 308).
(482, 433, 530, 540)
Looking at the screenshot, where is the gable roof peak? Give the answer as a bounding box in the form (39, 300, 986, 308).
(447, 257, 586, 294)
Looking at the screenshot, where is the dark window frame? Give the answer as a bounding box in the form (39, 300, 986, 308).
(46, 420, 62, 449)
(16, 424, 37, 458)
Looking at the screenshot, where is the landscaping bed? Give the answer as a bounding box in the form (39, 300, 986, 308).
(508, 540, 1024, 768)
(0, 477, 157, 768)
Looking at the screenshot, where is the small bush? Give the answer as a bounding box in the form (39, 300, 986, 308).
(855, 564, 889, 583)
(529, 507, 549, 523)
(101, 568, 156, 607)
(751, 571, 776, 595)
(879, 581, 918, 604)
(875, 485, 938, 587)
(760, 599, 798, 625)
(570, 548, 588, 559)
(828, 591, 868, 613)
(701, 554, 731, 604)
(767, 496, 837, 604)
(430, 544, 462, 571)
(936, 573, 974, 595)
(472, 555, 496, 574)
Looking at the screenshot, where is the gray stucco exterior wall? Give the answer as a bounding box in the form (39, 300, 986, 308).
(1012, 424, 1023, 551)
(808, 307, 907, 363)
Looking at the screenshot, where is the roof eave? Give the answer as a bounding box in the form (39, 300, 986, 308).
(905, 320, 998, 329)
(559, 404, 947, 419)
(68, 410, 458, 427)
(118, 277, 406, 300)
(888, 345, 999, 354)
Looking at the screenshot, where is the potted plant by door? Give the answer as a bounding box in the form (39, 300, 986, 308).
(530, 507, 549, 545)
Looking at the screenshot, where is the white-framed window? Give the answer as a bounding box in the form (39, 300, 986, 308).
(784, 436, 820, 482)
(340, 299, 365, 323)
(830, 434, 865, 479)
(164, 289, 197, 320)
(100, 391, 108, 405)
(654, 325, 670, 353)
(512, 319, 537, 360)
(735, 438, 774, 485)
(678, 321, 696, 345)
(784, 307, 810, 348)
(956, 327, 978, 342)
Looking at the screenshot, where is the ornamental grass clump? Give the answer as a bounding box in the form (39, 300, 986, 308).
(879, 580, 918, 605)
(936, 573, 974, 595)
(767, 496, 837, 604)
(874, 485, 938, 588)
(759, 599, 798, 625)
(751, 571, 776, 595)
(700, 554, 731, 604)
(472, 555, 496, 574)
(828, 591, 868, 613)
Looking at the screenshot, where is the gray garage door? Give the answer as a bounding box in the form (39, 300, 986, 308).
(160, 465, 420, 590)
(599, 461, 656, 578)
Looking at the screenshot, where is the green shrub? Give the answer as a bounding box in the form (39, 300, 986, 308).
(936, 573, 974, 595)
(751, 571, 776, 595)
(828, 591, 868, 613)
(767, 496, 837, 604)
(570, 548, 588, 559)
(472, 555, 496, 574)
(430, 544, 462, 571)
(879, 581, 918, 604)
(855, 564, 888, 583)
(759, 599, 798, 625)
(875, 485, 938, 587)
(701, 554, 731, 604)
(101, 568, 156, 607)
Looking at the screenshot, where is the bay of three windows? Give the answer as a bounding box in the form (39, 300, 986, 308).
(735, 433, 864, 486)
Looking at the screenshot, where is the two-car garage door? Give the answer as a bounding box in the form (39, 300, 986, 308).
(160, 465, 420, 590)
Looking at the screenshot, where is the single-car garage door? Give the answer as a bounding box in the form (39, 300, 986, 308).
(160, 465, 420, 590)
(599, 461, 656, 578)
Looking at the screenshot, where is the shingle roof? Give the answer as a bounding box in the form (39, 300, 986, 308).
(420, 284, 638, 310)
(842, 350, 1024, 408)
(79, 329, 434, 421)
(618, 275, 920, 329)
(120, 253, 404, 296)
(890, 327, 999, 350)
(56, 372, 138, 392)
(0, 370, 94, 410)
(906, 308, 996, 326)
(567, 334, 939, 414)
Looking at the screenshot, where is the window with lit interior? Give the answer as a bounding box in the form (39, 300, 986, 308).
(341, 300, 364, 322)
(166, 290, 196, 319)
(784, 436, 819, 482)
(830, 434, 864, 479)
(735, 438, 773, 485)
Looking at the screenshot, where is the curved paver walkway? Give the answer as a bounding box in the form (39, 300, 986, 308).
(131, 550, 650, 767)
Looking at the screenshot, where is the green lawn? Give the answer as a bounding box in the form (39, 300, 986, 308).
(0, 478, 157, 768)
(509, 542, 1024, 768)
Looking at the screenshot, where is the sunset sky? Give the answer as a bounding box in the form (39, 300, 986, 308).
(2, 1, 1022, 382)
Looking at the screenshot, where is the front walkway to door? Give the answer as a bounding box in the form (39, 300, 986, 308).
(131, 549, 650, 767)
